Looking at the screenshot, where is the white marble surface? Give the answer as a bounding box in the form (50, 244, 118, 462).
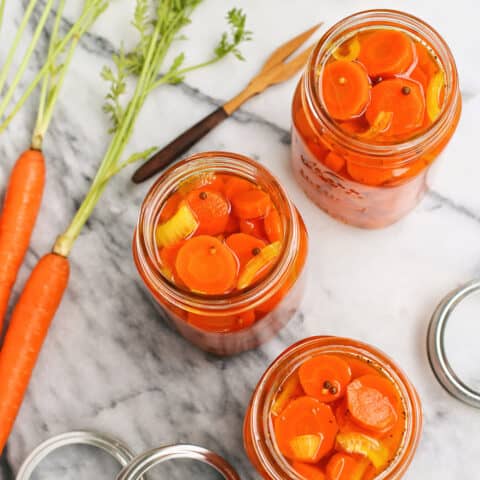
(1, 0, 480, 478)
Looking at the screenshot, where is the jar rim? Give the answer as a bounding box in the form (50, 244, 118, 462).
(304, 9, 460, 164)
(133, 151, 300, 315)
(247, 336, 423, 480)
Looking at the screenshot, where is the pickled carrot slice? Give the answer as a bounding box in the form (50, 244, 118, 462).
(264, 208, 283, 242)
(365, 79, 425, 137)
(271, 373, 303, 416)
(326, 453, 369, 480)
(335, 433, 389, 469)
(290, 435, 323, 463)
(226, 233, 266, 267)
(322, 61, 371, 120)
(159, 191, 183, 222)
(224, 214, 240, 234)
(239, 218, 267, 240)
(299, 355, 352, 403)
(346, 375, 399, 433)
(237, 241, 281, 290)
(426, 71, 445, 122)
(223, 176, 254, 200)
(231, 189, 271, 219)
(159, 240, 185, 281)
(155, 202, 198, 247)
(274, 396, 338, 463)
(176, 235, 238, 294)
(332, 36, 361, 62)
(358, 111, 393, 139)
(346, 161, 392, 187)
(186, 188, 230, 236)
(292, 461, 326, 480)
(358, 30, 415, 77)
(323, 152, 345, 173)
(187, 312, 238, 332)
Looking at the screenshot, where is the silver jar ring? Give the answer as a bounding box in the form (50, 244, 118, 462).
(427, 280, 480, 408)
(116, 444, 241, 480)
(16, 430, 136, 480)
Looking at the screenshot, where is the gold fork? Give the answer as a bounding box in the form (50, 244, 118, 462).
(132, 23, 322, 183)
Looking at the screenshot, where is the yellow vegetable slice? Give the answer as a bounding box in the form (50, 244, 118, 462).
(155, 202, 198, 247)
(237, 241, 282, 290)
(332, 36, 361, 62)
(271, 374, 301, 416)
(426, 70, 445, 122)
(359, 111, 393, 139)
(336, 432, 389, 469)
(289, 434, 323, 463)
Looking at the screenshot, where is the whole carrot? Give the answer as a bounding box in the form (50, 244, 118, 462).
(0, 253, 69, 450)
(0, 150, 45, 329)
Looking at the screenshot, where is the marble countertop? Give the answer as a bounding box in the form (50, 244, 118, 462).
(1, 0, 480, 478)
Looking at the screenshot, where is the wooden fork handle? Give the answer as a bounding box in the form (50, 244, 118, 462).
(131, 106, 229, 183)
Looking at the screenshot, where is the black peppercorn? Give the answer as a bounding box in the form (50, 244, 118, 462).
(199, 191, 208, 200)
(323, 380, 332, 389)
(252, 247, 261, 256)
(402, 86, 411, 95)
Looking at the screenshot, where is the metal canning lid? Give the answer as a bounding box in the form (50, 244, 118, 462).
(427, 279, 480, 408)
(16, 430, 136, 480)
(116, 444, 241, 480)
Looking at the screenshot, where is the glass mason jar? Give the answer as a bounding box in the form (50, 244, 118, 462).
(291, 10, 461, 228)
(244, 336, 423, 479)
(133, 152, 308, 356)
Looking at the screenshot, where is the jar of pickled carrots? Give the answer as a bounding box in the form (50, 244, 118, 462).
(133, 152, 308, 356)
(292, 10, 461, 228)
(244, 337, 422, 480)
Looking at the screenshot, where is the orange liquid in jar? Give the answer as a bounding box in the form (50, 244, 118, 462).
(270, 353, 406, 480)
(292, 17, 461, 228)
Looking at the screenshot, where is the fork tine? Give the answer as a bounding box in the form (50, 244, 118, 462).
(259, 23, 322, 75)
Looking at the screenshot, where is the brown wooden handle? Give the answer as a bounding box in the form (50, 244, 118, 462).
(132, 106, 229, 183)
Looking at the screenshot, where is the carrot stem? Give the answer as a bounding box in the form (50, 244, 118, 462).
(0, 0, 56, 121)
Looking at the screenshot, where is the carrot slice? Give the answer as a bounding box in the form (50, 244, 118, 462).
(223, 176, 254, 200)
(323, 152, 345, 173)
(226, 233, 266, 267)
(271, 373, 303, 416)
(358, 30, 415, 77)
(175, 235, 238, 294)
(336, 432, 389, 469)
(155, 202, 198, 247)
(322, 60, 371, 120)
(326, 453, 369, 480)
(159, 241, 185, 281)
(237, 241, 281, 290)
(231, 189, 271, 219)
(275, 396, 338, 463)
(292, 461, 326, 480)
(264, 208, 283, 242)
(239, 218, 267, 240)
(299, 355, 352, 403)
(347, 375, 400, 433)
(346, 161, 392, 187)
(159, 191, 183, 222)
(365, 79, 425, 137)
(187, 312, 238, 332)
(358, 111, 393, 139)
(224, 214, 240, 234)
(186, 188, 230, 236)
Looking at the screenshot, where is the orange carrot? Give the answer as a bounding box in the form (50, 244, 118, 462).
(299, 354, 352, 403)
(239, 218, 267, 240)
(175, 235, 238, 294)
(322, 61, 371, 120)
(323, 151, 345, 173)
(0, 253, 69, 452)
(186, 188, 230, 236)
(358, 30, 415, 77)
(226, 233, 266, 267)
(365, 78, 425, 137)
(264, 208, 283, 242)
(274, 396, 338, 463)
(292, 461, 326, 480)
(159, 191, 183, 222)
(231, 189, 271, 219)
(326, 453, 366, 480)
(346, 374, 400, 433)
(0, 150, 45, 329)
(222, 176, 253, 200)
